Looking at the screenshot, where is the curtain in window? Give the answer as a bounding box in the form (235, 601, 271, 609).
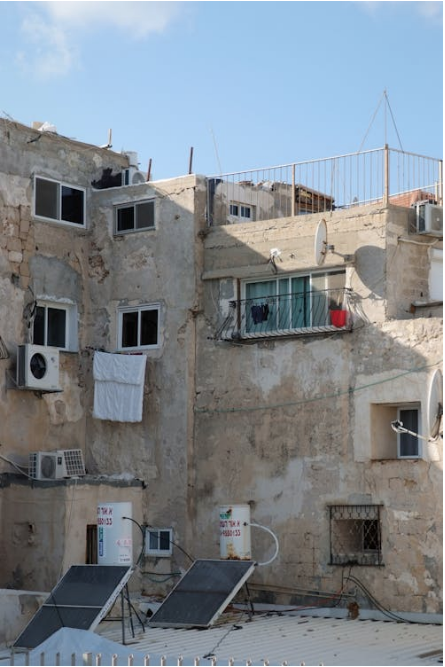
(245, 281, 275, 333)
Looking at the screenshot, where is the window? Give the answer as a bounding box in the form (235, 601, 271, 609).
(429, 248, 443, 301)
(243, 271, 346, 334)
(229, 202, 255, 221)
(397, 407, 421, 458)
(115, 200, 155, 234)
(329, 505, 383, 566)
(33, 301, 78, 351)
(370, 403, 421, 459)
(118, 305, 160, 350)
(34, 176, 85, 227)
(145, 528, 173, 557)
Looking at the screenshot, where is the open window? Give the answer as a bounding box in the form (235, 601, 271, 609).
(34, 176, 85, 227)
(145, 528, 173, 557)
(118, 304, 160, 350)
(371, 403, 422, 459)
(115, 200, 155, 234)
(33, 300, 78, 352)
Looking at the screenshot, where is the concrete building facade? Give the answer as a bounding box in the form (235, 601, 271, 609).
(0, 118, 442, 621)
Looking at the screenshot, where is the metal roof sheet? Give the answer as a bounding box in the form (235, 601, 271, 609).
(97, 608, 442, 666)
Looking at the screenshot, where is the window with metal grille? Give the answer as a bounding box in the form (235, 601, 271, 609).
(329, 505, 383, 566)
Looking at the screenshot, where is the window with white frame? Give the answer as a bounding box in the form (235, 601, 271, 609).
(34, 176, 85, 227)
(115, 200, 155, 234)
(370, 403, 422, 459)
(33, 301, 78, 351)
(145, 528, 173, 557)
(243, 270, 346, 334)
(118, 304, 160, 350)
(429, 248, 443, 301)
(229, 202, 255, 221)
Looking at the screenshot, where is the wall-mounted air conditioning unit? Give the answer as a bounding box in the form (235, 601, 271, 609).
(29, 451, 65, 480)
(29, 449, 85, 480)
(415, 202, 443, 236)
(16, 344, 61, 391)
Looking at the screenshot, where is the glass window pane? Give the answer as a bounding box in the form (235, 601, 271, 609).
(122, 311, 139, 347)
(399, 409, 419, 456)
(136, 202, 155, 229)
(47, 307, 66, 347)
(311, 274, 328, 326)
(33, 306, 46, 345)
(246, 281, 276, 333)
(61, 186, 84, 225)
(117, 207, 135, 232)
(140, 309, 158, 346)
(149, 531, 158, 550)
(35, 178, 58, 220)
(159, 531, 170, 551)
(291, 276, 309, 328)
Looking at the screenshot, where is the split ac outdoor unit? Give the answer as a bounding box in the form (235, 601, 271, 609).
(16, 344, 61, 392)
(122, 168, 146, 186)
(415, 203, 443, 237)
(29, 449, 85, 480)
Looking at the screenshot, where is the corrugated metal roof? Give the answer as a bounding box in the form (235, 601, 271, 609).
(97, 608, 442, 666)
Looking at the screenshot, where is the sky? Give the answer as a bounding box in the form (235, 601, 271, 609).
(0, 1, 443, 180)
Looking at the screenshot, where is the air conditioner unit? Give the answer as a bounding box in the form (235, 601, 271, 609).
(29, 449, 85, 480)
(29, 451, 65, 480)
(122, 168, 146, 186)
(16, 344, 61, 392)
(415, 203, 443, 236)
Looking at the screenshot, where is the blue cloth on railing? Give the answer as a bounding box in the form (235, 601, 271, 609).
(251, 304, 270, 324)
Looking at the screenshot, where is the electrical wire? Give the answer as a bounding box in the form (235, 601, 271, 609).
(0, 452, 34, 479)
(145, 524, 195, 563)
(194, 359, 442, 415)
(345, 573, 436, 625)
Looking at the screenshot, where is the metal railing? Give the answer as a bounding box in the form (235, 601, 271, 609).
(217, 288, 352, 341)
(207, 146, 443, 226)
(3, 650, 305, 666)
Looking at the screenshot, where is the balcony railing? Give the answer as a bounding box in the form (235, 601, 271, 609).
(217, 288, 353, 341)
(207, 146, 443, 226)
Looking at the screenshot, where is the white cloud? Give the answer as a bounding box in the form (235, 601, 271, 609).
(357, 0, 442, 23)
(17, 11, 78, 80)
(16, 1, 184, 80)
(41, 1, 184, 39)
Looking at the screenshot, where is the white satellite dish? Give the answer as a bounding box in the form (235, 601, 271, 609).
(427, 369, 443, 439)
(314, 219, 328, 266)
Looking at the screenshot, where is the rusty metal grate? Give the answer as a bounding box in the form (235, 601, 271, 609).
(329, 504, 383, 566)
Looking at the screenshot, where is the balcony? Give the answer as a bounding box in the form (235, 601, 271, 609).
(217, 288, 353, 341)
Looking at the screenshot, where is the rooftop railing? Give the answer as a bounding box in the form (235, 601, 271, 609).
(217, 288, 352, 341)
(207, 146, 443, 226)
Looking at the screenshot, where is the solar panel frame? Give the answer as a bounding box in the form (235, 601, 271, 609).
(14, 565, 132, 649)
(148, 559, 256, 628)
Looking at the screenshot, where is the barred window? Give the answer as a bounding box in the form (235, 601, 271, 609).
(329, 505, 383, 566)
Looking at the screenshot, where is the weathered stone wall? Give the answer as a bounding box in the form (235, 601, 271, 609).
(0, 121, 205, 591)
(0, 477, 143, 592)
(193, 204, 443, 614)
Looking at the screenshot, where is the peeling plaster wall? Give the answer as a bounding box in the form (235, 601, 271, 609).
(0, 478, 143, 592)
(194, 204, 443, 614)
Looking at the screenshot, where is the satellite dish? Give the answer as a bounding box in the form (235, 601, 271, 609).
(314, 219, 327, 266)
(427, 369, 443, 439)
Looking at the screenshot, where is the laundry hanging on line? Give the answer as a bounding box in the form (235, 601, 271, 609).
(251, 304, 270, 324)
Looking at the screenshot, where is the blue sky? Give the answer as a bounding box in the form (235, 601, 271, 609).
(0, 1, 443, 180)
